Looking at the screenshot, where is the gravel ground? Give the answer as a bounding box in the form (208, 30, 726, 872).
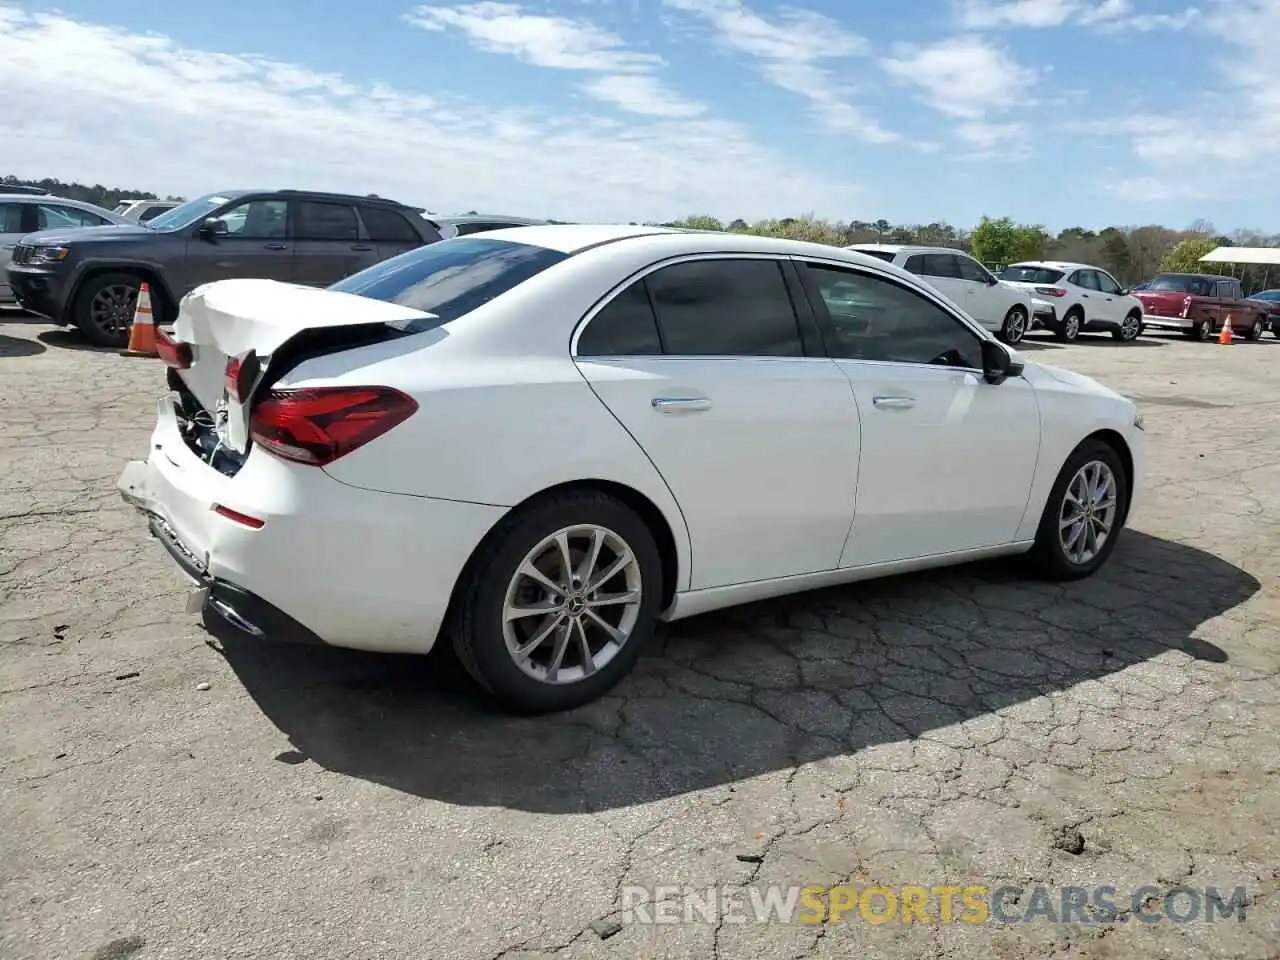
(1, 313, 1278, 960)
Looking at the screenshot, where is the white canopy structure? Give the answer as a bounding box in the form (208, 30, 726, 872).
(1199, 246, 1280, 265)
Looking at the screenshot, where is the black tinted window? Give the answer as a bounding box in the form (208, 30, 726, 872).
(138, 206, 167, 222)
(955, 255, 989, 283)
(803, 263, 982, 368)
(298, 201, 359, 241)
(855, 249, 896, 263)
(329, 237, 567, 329)
(0, 202, 21, 233)
(1000, 266, 1064, 284)
(903, 255, 926, 274)
(360, 206, 419, 242)
(455, 222, 502, 236)
(578, 281, 662, 356)
(646, 259, 802, 357)
(921, 254, 961, 279)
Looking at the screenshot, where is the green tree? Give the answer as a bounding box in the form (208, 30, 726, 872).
(970, 216, 1047, 266)
(1158, 236, 1224, 274)
(666, 214, 724, 231)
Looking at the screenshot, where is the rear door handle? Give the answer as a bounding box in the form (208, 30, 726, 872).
(652, 397, 712, 414)
(263, 243, 288, 250)
(872, 395, 916, 410)
(350, 244, 374, 252)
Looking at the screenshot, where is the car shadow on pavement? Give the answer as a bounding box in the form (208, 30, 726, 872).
(0, 333, 46, 357)
(37, 329, 120, 352)
(208, 530, 1252, 813)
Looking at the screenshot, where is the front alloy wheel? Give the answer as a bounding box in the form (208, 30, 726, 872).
(1114, 312, 1142, 342)
(1058, 461, 1118, 566)
(1000, 306, 1027, 345)
(1030, 438, 1129, 580)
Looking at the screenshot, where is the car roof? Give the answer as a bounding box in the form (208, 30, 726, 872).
(0, 193, 112, 209)
(1151, 271, 1225, 280)
(436, 213, 549, 226)
(1009, 260, 1087, 270)
(847, 243, 969, 256)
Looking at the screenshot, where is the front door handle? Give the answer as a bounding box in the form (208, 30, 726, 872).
(350, 244, 374, 252)
(652, 397, 712, 414)
(872, 395, 916, 410)
(263, 243, 288, 250)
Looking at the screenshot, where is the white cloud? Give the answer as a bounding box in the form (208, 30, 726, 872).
(404, 2, 703, 118)
(0, 4, 862, 222)
(881, 36, 1036, 159)
(957, 0, 1200, 30)
(662, 0, 901, 143)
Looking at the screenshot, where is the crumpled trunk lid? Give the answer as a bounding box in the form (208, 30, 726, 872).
(169, 278, 435, 455)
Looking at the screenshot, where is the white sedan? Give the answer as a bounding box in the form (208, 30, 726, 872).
(117, 226, 1145, 713)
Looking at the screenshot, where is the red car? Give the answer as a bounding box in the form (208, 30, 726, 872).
(1136, 273, 1269, 341)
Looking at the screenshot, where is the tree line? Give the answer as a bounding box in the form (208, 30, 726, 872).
(659, 214, 1280, 294)
(8, 175, 1280, 293)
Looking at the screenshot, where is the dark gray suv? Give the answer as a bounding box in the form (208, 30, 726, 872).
(6, 189, 444, 346)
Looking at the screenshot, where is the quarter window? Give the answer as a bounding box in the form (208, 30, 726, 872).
(646, 259, 804, 357)
(802, 263, 983, 369)
(577, 280, 663, 356)
(297, 201, 359, 241)
(360, 206, 420, 243)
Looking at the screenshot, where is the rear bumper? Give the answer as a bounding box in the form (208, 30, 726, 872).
(5, 266, 70, 321)
(117, 395, 509, 655)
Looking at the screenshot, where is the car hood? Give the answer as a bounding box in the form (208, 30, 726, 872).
(20, 223, 155, 246)
(1021, 360, 1128, 403)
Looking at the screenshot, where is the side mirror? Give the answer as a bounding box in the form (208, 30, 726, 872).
(1119, 288, 1130, 295)
(198, 218, 229, 239)
(987, 274, 999, 285)
(981, 338, 1024, 385)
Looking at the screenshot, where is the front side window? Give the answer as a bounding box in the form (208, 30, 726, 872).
(955, 254, 991, 284)
(145, 193, 241, 231)
(330, 237, 568, 330)
(802, 262, 983, 369)
(645, 259, 804, 357)
(215, 199, 288, 239)
(1095, 271, 1123, 295)
(297, 201, 359, 241)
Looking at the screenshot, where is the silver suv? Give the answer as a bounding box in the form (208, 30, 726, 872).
(1, 194, 129, 308)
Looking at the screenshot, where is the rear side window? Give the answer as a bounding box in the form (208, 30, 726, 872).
(921, 254, 961, 279)
(0, 202, 22, 233)
(329, 237, 568, 329)
(1000, 266, 1064, 284)
(578, 281, 662, 356)
(298, 201, 359, 241)
(854, 249, 896, 263)
(361, 206, 420, 243)
(646, 259, 803, 357)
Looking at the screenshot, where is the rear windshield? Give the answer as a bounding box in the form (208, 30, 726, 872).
(1000, 266, 1064, 284)
(852, 249, 896, 263)
(329, 237, 568, 330)
(1147, 274, 1214, 295)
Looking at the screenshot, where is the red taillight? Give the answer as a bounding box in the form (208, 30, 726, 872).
(1182, 295, 1193, 318)
(156, 327, 192, 369)
(213, 504, 265, 529)
(249, 386, 418, 466)
(1035, 286, 1066, 297)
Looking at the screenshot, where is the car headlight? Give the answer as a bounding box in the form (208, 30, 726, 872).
(1133, 412, 1145, 431)
(29, 246, 70, 264)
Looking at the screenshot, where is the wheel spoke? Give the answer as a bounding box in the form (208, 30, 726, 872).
(587, 551, 633, 592)
(545, 621, 571, 681)
(514, 612, 566, 658)
(586, 609, 627, 644)
(573, 619, 595, 676)
(504, 599, 561, 621)
(554, 532, 573, 583)
(587, 590, 640, 608)
(519, 561, 564, 596)
(576, 528, 604, 585)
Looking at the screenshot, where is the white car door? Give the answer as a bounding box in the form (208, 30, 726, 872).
(914, 252, 971, 315)
(1092, 269, 1128, 324)
(954, 253, 1004, 330)
(573, 255, 861, 590)
(793, 258, 1041, 567)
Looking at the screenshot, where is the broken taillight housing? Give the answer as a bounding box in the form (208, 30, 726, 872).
(155, 326, 192, 369)
(249, 386, 418, 466)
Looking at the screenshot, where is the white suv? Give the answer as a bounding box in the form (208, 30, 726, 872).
(998, 261, 1145, 343)
(847, 244, 1035, 345)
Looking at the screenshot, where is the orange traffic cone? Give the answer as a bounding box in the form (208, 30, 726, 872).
(1218, 315, 1233, 345)
(121, 282, 157, 357)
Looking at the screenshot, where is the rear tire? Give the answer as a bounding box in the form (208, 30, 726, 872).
(1055, 308, 1082, 342)
(1029, 439, 1129, 581)
(1191, 318, 1214, 341)
(448, 490, 663, 714)
(1246, 317, 1264, 342)
(72, 272, 150, 348)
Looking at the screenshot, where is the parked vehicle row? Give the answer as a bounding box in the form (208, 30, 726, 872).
(117, 226, 1145, 712)
(3, 187, 544, 347)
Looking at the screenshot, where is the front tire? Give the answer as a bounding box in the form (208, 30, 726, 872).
(1246, 317, 1264, 342)
(1029, 439, 1129, 581)
(1112, 310, 1142, 342)
(448, 490, 663, 713)
(999, 305, 1028, 345)
(72, 272, 147, 348)
(1191, 318, 1214, 341)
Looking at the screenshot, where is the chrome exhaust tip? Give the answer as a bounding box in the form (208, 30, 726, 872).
(209, 597, 266, 638)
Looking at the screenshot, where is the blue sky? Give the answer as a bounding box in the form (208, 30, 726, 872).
(2, 0, 1277, 233)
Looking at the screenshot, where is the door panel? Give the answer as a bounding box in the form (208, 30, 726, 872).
(919, 254, 969, 315)
(580, 357, 861, 588)
(185, 198, 294, 290)
(837, 362, 1039, 566)
(292, 200, 376, 286)
(955, 254, 999, 328)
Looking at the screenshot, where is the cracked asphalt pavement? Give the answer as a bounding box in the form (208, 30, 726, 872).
(2, 315, 1279, 960)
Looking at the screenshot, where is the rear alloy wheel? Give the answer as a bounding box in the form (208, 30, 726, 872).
(449, 490, 662, 713)
(1112, 311, 1142, 342)
(999, 305, 1028, 345)
(1055, 309, 1082, 342)
(1030, 439, 1129, 581)
(1246, 318, 1264, 342)
(73, 273, 147, 348)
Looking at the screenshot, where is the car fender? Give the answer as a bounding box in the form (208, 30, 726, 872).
(65, 255, 177, 317)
